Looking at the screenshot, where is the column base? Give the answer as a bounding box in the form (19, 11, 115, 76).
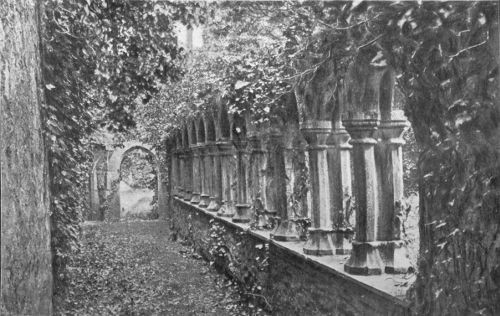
(190, 192, 201, 204)
(254, 213, 270, 229)
(183, 190, 192, 201)
(332, 229, 353, 255)
(383, 240, 412, 274)
(344, 241, 384, 275)
(217, 201, 235, 217)
(303, 228, 334, 256)
(176, 188, 184, 198)
(271, 219, 300, 241)
(206, 197, 220, 212)
(232, 204, 251, 223)
(199, 194, 210, 208)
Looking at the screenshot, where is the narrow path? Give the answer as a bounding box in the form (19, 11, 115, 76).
(54, 220, 268, 315)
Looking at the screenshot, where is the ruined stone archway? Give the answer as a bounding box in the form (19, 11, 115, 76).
(88, 141, 167, 221)
(106, 141, 166, 220)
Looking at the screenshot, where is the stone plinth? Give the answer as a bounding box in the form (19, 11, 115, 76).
(271, 219, 301, 242)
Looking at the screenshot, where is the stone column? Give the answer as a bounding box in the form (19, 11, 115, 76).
(183, 149, 193, 201)
(232, 138, 251, 223)
(176, 149, 183, 198)
(301, 121, 335, 255)
(217, 141, 236, 217)
(199, 144, 210, 208)
(343, 112, 384, 275)
(327, 127, 353, 254)
(189, 146, 201, 204)
(270, 132, 300, 241)
(177, 150, 184, 198)
(171, 150, 178, 197)
(377, 115, 411, 273)
(247, 136, 268, 227)
(206, 142, 220, 211)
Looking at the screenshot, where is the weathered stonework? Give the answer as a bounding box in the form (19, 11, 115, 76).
(170, 198, 411, 315)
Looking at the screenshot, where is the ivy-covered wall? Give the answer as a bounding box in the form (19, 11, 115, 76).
(170, 199, 410, 315)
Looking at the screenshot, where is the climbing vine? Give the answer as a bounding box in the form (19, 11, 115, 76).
(41, 0, 204, 290)
(207, 220, 272, 312)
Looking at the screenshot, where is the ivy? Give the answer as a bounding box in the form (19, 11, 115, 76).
(41, 0, 204, 291)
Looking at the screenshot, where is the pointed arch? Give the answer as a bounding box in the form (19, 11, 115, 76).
(206, 114, 216, 142)
(219, 106, 231, 139)
(379, 69, 395, 121)
(190, 120, 197, 146)
(183, 125, 189, 148)
(231, 112, 247, 140)
(197, 117, 206, 143)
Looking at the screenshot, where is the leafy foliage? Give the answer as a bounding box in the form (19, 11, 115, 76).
(120, 149, 157, 190)
(41, 0, 203, 290)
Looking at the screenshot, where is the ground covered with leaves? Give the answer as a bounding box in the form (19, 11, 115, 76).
(54, 220, 269, 315)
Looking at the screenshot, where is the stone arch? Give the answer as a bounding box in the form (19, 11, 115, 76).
(231, 112, 247, 140)
(88, 145, 109, 220)
(219, 106, 231, 139)
(294, 58, 336, 122)
(206, 114, 216, 142)
(183, 125, 189, 147)
(189, 121, 197, 145)
(344, 51, 386, 117)
(197, 117, 206, 144)
(379, 69, 395, 121)
(175, 130, 182, 149)
(105, 141, 165, 220)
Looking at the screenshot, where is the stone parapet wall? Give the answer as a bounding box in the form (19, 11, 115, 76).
(170, 198, 411, 315)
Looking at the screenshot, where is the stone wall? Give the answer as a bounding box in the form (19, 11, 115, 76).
(170, 198, 411, 315)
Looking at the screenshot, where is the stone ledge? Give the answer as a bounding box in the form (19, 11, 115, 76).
(172, 197, 413, 312)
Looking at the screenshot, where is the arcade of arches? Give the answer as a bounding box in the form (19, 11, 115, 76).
(86, 22, 499, 315)
(165, 66, 417, 315)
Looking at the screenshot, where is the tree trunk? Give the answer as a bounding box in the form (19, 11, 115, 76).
(0, 0, 53, 315)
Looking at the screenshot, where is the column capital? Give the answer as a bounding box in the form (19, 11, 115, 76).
(300, 120, 332, 147)
(378, 119, 408, 140)
(248, 136, 266, 153)
(232, 139, 248, 151)
(190, 144, 202, 156)
(206, 142, 218, 155)
(342, 111, 379, 140)
(216, 140, 233, 153)
(327, 128, 351, 147)
(197, 143, 209, 154)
